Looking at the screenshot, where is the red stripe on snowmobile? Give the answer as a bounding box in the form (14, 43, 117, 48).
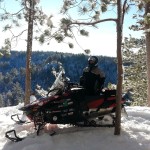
(106, 97, 116, 101)
(87, 96, 116, 108)
(87, 99, 104, 108)
(109, 99, 125, 108)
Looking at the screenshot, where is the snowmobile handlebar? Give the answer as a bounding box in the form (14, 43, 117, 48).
(47, 88, 61, 97)
(47, 82, 80, 97)
(66, 82, 80, 88)
(47, 67, 80, 96)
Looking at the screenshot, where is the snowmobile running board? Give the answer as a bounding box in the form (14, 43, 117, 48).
(5, 130, 24, 142)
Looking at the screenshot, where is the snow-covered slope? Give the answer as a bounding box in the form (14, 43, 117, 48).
(0, 105, 150, 150)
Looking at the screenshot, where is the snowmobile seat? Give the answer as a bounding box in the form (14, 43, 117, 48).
(71, 87, 86, 102)
(103, 90, 116, 100)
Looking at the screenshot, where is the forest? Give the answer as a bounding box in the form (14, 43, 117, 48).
(0, 51, 117, 107)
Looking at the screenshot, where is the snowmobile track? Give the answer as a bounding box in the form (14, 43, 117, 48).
(49, 124, 115, 136)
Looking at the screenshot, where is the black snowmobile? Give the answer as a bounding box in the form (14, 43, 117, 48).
(5, 67, 126, 142)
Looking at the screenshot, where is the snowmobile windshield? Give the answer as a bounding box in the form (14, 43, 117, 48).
(48, 69, 65, 96)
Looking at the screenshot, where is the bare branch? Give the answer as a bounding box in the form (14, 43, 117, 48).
(11, 29, 27, 40)
(68, 18, 117, 27)
(0, 7, 25, 16)
(10, 8, 25, 16)
(7, 29, 27, 48)
(70, 29, 84, 50)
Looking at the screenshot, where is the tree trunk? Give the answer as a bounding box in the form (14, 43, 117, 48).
(114, 0, 123, 135)
(145, 2, 150, 107)
(25, 0, 35, 105)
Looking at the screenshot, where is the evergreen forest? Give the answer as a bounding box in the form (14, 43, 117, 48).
(0, 51, 117, 107)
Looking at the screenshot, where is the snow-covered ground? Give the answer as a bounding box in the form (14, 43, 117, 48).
(0, 105, 150, 150)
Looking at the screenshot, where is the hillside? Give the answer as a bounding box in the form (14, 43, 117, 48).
(0, 51, 117, 106)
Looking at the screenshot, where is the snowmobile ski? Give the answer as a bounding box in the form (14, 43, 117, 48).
(11, 114, 28, 124)
(5, 130, 24, 142)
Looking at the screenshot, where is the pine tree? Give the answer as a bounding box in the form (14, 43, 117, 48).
(145, 2, 150, 107)
(0, 0, 47, 104)
(54, 0, 128, 135)
(123, 35, 147, 106)
(25, 0, 35, 105)
(127, 0, 150, 106)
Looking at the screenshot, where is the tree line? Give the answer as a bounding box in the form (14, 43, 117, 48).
(0, 51, 117, 107)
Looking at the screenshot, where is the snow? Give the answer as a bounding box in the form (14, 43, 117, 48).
(0, 105, 150, 150)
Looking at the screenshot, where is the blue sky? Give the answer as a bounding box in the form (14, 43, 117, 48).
(0, 0, 143, 57)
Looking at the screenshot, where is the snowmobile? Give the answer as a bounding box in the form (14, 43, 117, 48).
(5, 67, 126, 142)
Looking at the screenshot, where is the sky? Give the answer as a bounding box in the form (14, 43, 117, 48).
(0, 0, 143, 57)
(0, 105, 150, 150)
